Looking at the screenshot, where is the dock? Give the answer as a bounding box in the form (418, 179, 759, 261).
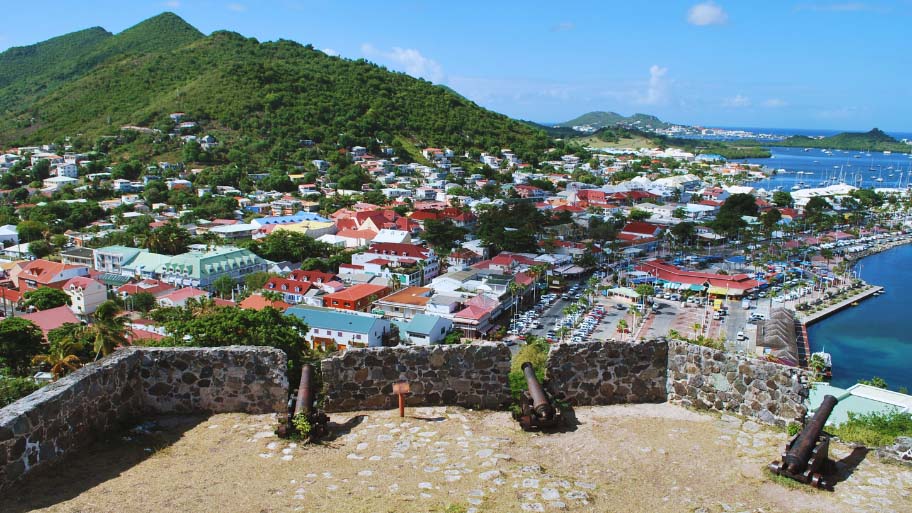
(798, 285, 884, 326)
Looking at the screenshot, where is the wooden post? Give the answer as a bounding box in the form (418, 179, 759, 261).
(392, 381, 410, 418)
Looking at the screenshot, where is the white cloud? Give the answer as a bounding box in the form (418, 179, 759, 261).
(163, 0, 181, 8)
(763, 98, 787, 108)
(322, 48, 339, 57)
(637, 65, 670, 105)
(687, 2, 729, 26)
(551, 21, 575, 32)
(227, 3, 247, 12)
(723, 94, 751, 108)
(360, 43, 444, 83)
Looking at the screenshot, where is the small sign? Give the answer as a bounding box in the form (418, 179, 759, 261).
(393, 381, 410, 394)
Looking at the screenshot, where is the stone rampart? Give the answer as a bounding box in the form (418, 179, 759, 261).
(320, 343, 511, 412)
(666, 340, 808, 426)
(545, 340, 668, 406)
(0, 346, 287, 492)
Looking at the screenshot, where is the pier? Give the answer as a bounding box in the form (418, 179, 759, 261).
(798, 285, 884, 326)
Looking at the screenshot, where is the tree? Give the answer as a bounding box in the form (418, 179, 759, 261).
(244, 230, 334, 263)
(670, 221, 696, 245)
(27, 240, 52, 258)
(23, 287, 71, 311)
(245, 271, 278, 291)
(772, 191, 793, 208)
(422, 219, 467, 253)
(672, 207, 688, 219)
(692, 323, 702, 339)
(143, 221, 190, 255)
(32, 337, 83, 381)
(760, 208, 782, 234)
(212, 275, 236, 299)
(130, 292, 158, 314)
(858, 376, 888, 389)
(0, 375, 40, 408)
(628, 209, 651, 221)
(85, 300, 132, 359)
(158, 305, 309, 372)
(0, 318, 45, 375)
(16, 220, 48, 242)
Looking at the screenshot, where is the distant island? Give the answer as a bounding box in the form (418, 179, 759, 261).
(774, 128, 911, 153)
(554, 111, 672, 131)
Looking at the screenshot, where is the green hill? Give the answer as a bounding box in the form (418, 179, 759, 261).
(0, 13, 550, 163)
(555, 111, 672, 130)
(776, 128, 910, 153)
(0, 13, 203, 115)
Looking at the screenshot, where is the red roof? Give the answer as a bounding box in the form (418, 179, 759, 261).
(323, 284, 389, 302)
(366, 242, 431, 259)
(287, 270, 337, 284)
(240, 294, 290, 311)
(21, 305, 80, 338)
(636, 260, 760, 291)
(117, 279, 174, 297)
(159, 287, 209, 303)
(621, 222, 663, 236)
(18, 260, 87, 286)
(265, 278, 313, 294)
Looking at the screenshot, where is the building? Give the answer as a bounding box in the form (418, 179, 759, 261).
(12, 260, 89, 291)
(321, 284, 390, 312)
(635, 259, 761, 296)
(285, 305, 392, 351)
(60, 247, 95, 267)
(157, 287, 211, 308)
(63, 276, 107, 317)
(21, 305, 81, 340)
(0, 225, 19, 246)
(372, 286, 433, 320)
(94, 246, 145, 274)
(159, 247, 266, 290)
(393, 313, 453, 345)
(349, 243, 439, 287)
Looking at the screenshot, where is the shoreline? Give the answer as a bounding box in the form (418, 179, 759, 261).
(799, 235, 911, 368)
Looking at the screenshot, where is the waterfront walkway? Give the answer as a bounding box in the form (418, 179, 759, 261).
(798, 286, 883, 326)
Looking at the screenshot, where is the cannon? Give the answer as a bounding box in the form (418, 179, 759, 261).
(278, 364, 329, 440)
(516, 362, 561, 431)
(769, 394, 838, 488)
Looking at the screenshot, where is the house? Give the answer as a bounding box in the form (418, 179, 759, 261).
(116, 279, 175, 298)
(263, 278, 313, 304)
(94, 246, 145, 274)
(21, 305, 81, 340)
(63, 277, 107, 317)
(372, 286, 433, 320)
(0, 224, 18, 246)
(156, 287, 211, 308)
(322, 283, 390, 312)
(12, 259, 89, 291)
(239, 293, 291, 312)
(620, 221, 664, 239)
(60, 247, 95, 267)
(350, 243, 439, 286)
(42, 176, 78, 189)
(394, 313, 453, 345)
(159, 247, 267, 291)
(285, 305, 392, 351)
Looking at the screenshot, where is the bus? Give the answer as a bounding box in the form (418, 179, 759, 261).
(713, 299, 723, 311)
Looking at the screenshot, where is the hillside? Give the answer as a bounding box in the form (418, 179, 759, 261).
(0, 13, 203, 115)
(572, 127, 770, 159)
(555, 111, 673, 130)
(775, 128, 910, 153)
(0, 13, 551, 162)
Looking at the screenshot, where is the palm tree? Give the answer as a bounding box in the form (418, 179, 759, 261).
(32, 338, 84, 380)
(692, 323, 702, 339)
(86, 300, 133, 360)
(668, 329, 681, 341)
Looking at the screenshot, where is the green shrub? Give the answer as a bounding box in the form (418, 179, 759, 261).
(830, 411, 912, 447)
(291, 412, 312, 438)
(0, 375, 41, 407)
(787, 422, 801, 436)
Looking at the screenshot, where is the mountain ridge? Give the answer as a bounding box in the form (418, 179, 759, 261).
(555, 111, 673, 130)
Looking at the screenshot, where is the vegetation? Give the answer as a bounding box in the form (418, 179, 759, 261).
(0, 318, 45, 375)
(831, 410, 912, 447)
(22, 287, 71, 311)
(508, 336, 549, 400)
(775, 128, 910, 153)
(0, 13, 553, 164)
(85, 300, 132, 359)
(554, 111, 672, 130)
(0, 374, 41, 408)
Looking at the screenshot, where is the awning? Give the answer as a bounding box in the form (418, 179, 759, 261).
(98, 273, 131, 286)
(689, 284, 705, 291)
(708, 286, 744, 296)
(607, 287, 640, 299)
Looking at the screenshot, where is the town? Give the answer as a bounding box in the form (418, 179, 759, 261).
(2, 119, 911, 394)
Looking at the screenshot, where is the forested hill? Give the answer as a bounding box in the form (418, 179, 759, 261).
(0, 13, 203, 114)
(0, 13, 551, 162)
(775, 128, 911, 153)
(555, 111, 672, 130)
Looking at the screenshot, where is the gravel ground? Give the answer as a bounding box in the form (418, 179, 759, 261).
(5, 404, 910, 513)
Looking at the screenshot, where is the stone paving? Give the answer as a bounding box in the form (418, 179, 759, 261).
(8, 404, 911, 513)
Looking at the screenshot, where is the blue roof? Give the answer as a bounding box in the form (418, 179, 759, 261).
(405, 314, 445, 335)
(285, 306, 381, 334)
(255, 211, 330, 225)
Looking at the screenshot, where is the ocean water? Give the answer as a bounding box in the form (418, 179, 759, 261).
(806, 244, 912, 391)
(740, 146, 912, 190)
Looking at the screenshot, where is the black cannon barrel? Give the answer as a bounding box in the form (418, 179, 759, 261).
(294, 364, 315, 416)
(785, 394, 838, 474)
(522, 362, 555, 420)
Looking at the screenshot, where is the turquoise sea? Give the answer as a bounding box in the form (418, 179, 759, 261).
(807, 244, 912, 391)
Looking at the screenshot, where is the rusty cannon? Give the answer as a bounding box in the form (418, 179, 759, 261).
(278, 364, 329, 440)
(516, 362, 561, 431)
(769, 394, 839, 488)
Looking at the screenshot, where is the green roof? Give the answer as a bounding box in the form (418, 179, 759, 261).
(97, 273, 131, 286)
(161, 247, 264, 279)
(807, 383, 902, 426)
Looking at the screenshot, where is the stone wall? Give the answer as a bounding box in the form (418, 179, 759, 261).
(0, 346, 287, 492)
(138, 347, 288, 415)
(320, 343, 511, 412)
(666, 340, 808, 426)
(545, 340, 668, 406)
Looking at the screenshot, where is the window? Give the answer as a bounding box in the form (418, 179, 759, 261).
(337, 331, 342, 337)
(313, 328, 319, 334)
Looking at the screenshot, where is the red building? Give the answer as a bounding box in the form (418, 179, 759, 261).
(322, 283, 390, 312)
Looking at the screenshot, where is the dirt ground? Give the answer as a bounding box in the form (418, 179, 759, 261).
(4, 404, 910, 513)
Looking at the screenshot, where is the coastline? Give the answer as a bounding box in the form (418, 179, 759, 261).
(799, 235, 911, 370)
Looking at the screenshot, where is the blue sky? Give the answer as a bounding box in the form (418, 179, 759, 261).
(1, 0, 910, 131)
